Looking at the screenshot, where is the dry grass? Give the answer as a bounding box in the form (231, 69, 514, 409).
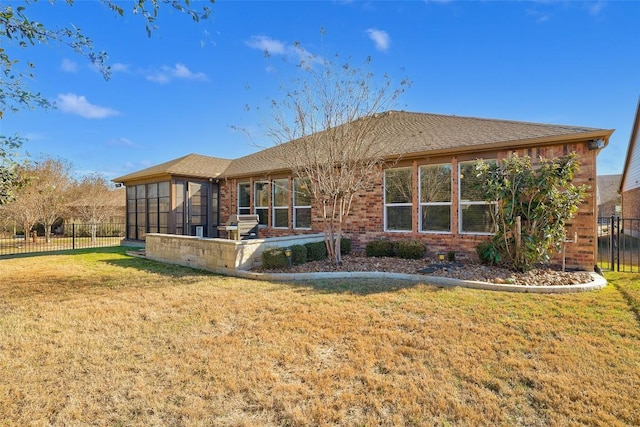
(1, 247, 639, 426)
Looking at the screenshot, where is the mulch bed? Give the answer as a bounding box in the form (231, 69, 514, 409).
(253, 254, 595, 286)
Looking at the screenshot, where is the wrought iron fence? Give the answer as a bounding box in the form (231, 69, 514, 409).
(597, 216, 640, 273)
(0, 222, 126, 257)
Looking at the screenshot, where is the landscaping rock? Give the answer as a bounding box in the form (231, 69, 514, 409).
(253, 254, 594, 286)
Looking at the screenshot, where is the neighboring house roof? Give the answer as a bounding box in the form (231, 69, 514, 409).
(620, 97, 640, 193)
(67, 187, 126, 208)
(113, 153, 232, 183)
(597, 174, 622, 206)
(114, 111, 614, 183)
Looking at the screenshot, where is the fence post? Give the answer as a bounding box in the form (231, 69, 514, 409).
(72, 223, 76, 250)
(609, 215, 615, 271)
(617, 216, 621, 272)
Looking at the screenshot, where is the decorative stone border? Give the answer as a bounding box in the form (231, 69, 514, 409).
(212, 269, 608, 294)
(128, 235, 607, 293)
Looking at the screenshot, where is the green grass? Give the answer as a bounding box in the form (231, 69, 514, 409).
(1, 247, 639, 426)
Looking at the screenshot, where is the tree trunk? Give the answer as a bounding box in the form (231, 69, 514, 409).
(44, 222, 52, 243)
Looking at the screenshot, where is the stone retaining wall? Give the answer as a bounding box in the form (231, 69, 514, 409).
(145, 233, 325, 274)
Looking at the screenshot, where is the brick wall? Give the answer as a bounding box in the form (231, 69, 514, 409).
(221, 142, 600, 271)
(623, 187, 640, 218)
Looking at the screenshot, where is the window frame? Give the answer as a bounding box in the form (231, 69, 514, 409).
(419, 163, 452, 233)
(237, 182, 251, 215)
(458, 160, 497, 235)
(272, 178, 290, 229)
(254, 181, 269, 226)
(293, 177, 312, 229)
(384, 167, 413, 232)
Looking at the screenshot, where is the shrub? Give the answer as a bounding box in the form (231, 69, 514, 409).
(447, 251, 456, 262)
(366, 239, 394, 257)
(305, 241, 327, 261)
(261, 248, 289, 269)
(396, 240, 426, 260)
(290, 245, 307, 266)
(474, 153, 587, 271)
(340, 237, 352, 255)
(476, 241, 500, 266)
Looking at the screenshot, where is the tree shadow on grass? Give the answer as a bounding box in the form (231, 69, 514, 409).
(277, 277, 452, 296)
(611, 280, 640, 329)
(109, 252, 454, 295)
(85, 247, 453, 296)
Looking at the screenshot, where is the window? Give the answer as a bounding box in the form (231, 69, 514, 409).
(147, 183, 159, 233)
(135, 184, 146, 239)
(272, 178, 289, 228)
(420, 164, 451, 232)
(126, 181, 170, 240)
(459, 160, 496, 233)
(293, 178, 312, 229)
(254, 181, 269, 226)
(384, 168, 413, 231)
(158, 181, 170, 234)
(238, 182, 251, 215)
(126, 186, 136, 239)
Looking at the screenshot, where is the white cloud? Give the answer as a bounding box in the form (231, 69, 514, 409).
(146, 71, 171, 84)
(145, 63, 208, 84)
(245, 35, 323, 68)
(527, 8, 551, 23)
(245, 35, 287, 55)
(588, 1, 606, 16)
(60, 58, 78, 73)
(108, 137, 136, 147)
(110, 63, 130, 73)
(366, 28, 391, 52)
(56, 93, 120, 119)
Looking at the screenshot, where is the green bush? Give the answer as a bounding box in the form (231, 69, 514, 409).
(305, 241, 327, 261)
(396, 240, 426, 260)
(262, 247, 289, 269)
(447, 251, 456, 262)
(290, 245, 307, 266)
(366, 239, 394, 257)
(476, 241, 500, 266)
(340, 237, 352, 255)
(474, 153, 587, 271)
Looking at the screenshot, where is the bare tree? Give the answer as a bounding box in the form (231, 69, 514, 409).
(265, 55, 409, 263)
(0, 182, 38, 241)
(3, 158, 73, 243)
(70, 173, 122, 242)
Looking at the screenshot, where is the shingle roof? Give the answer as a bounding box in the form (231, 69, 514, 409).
(113, 153, 232, 183)
(221, 111, 612, 178)
(114, 111, 613, 183)
(597, 174, 622, 206)
(67, 187, 126, 208)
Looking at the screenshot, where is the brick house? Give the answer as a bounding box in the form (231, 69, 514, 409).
(597, 174, 622, 218)
(114, 111, 613, 271)
(620, 98, 640, 219)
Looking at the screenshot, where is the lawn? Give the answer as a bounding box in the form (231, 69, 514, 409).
(1, 248, 639, 426)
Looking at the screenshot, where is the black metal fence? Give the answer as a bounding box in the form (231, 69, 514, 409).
(0, 222, 125, 257)
(597, 216, 640, 273)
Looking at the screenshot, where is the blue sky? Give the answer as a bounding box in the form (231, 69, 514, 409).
(3, 0, 639, 180)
